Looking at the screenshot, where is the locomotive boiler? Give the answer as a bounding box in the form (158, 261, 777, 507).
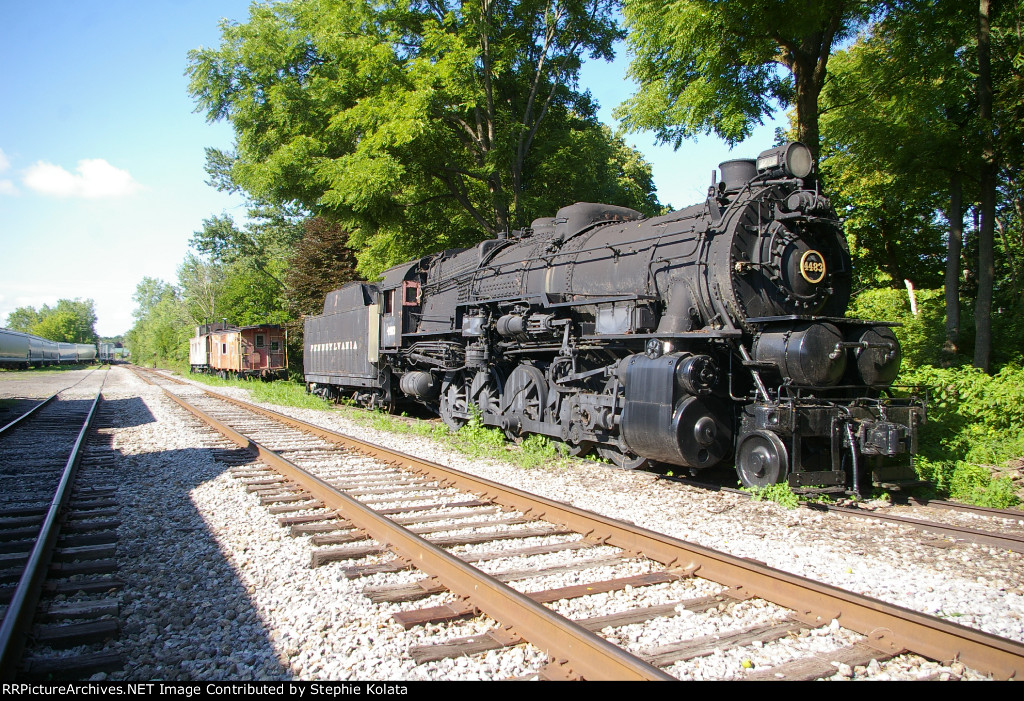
(304, 142, 923, 492)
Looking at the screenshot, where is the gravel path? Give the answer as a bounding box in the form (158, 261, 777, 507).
(3, 366, 1021, 681)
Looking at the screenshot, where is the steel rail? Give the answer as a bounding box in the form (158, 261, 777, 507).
(157, 385, 674, 681)
(0, 388, 103, 679)
(0, 394, 56, 437)
(659, 474, 1024, 552)
(805, 502, 1024, 551)
(184, 385, 1024, 680)
(906, 497, 1024, 521)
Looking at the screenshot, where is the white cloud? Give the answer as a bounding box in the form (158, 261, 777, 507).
(23, 158, 143, 198)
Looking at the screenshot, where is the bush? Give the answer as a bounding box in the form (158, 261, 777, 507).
(901, 364, 1024, 507)
(847, 287, 947, 368)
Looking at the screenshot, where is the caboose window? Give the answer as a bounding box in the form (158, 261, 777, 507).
(384, 290, 394, 314)
(222, 343, 227, 353)
(256, 334, 265, 347)
(270, 341, 280, 351)
(405, 285, 417, 303)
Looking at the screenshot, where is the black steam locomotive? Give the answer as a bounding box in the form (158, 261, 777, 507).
(304, 142, 923, 492)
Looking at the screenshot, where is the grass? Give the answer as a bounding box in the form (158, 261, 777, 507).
(159, 360, 334, 411)
(0, 363, 97, 376)
(155, 360, 567, 469)
(342, 405, 569, 470)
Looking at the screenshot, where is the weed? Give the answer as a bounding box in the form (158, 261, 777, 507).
(743, 482, 800, 509)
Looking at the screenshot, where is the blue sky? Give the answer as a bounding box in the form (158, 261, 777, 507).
(0, 1, 782, 337)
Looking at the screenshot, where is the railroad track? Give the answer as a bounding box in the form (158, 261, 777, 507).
(661, 474, 1024, 552)
(176, 372, 1024, 552)
(0, 368, 123, 680)
(133, 367, 1024, 680)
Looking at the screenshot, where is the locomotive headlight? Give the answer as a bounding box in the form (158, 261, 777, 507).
(756, 142, 814, 179)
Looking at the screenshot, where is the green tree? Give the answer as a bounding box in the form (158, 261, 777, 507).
(33, 311, 86, 343)
(187, 0, 657, 278)
(190, 205, 304, 292)
(818, 0, 1024, 369)
(7, 299, 98, 342)
(817, 1, 971, 293)
(616, 0, 879, 161)
(5, 306, 42, 332)
(127, 278, 190, 363)
(178, 253, 228, 327)
(220, 259, 290, 326)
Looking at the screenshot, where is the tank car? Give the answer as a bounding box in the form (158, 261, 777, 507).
(189, 322, 288, 380)
(305, 142, 923, 493)
(1, 329, 94, 368)
(0, 329, 32, 369)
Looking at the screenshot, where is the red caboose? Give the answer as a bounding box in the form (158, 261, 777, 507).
(189, 323, 287, 380)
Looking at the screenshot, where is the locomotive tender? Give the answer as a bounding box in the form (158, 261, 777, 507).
(305, 142, 923, 491)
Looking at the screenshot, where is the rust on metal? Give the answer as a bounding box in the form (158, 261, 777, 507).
(191, 386, 1024, 680)
(158, 386, 674, 681)
(0, 389, 103, 679)
(137, 369, 1024, 681)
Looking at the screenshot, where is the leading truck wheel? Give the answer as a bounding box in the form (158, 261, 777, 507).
(596, 444, 650, 470)
(735, 430, 789, 489)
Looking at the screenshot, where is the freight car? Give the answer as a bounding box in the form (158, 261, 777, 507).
(99, 342, 115, 364)
(98, 342, 127, 364)
(0, 329, 35, 369)
(304, 142, 923, 493)
(59, 342, 97, 364)
(1, 329, 98, 368)
(189, 323, 288, 380)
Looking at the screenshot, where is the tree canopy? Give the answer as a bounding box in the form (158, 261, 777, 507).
(5, 299, 98, 343)
(285, 217, 360, 318)
(616, 0, 878, 160)
(818, 0, 1024, 370)
(187, 0, 661, 278)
